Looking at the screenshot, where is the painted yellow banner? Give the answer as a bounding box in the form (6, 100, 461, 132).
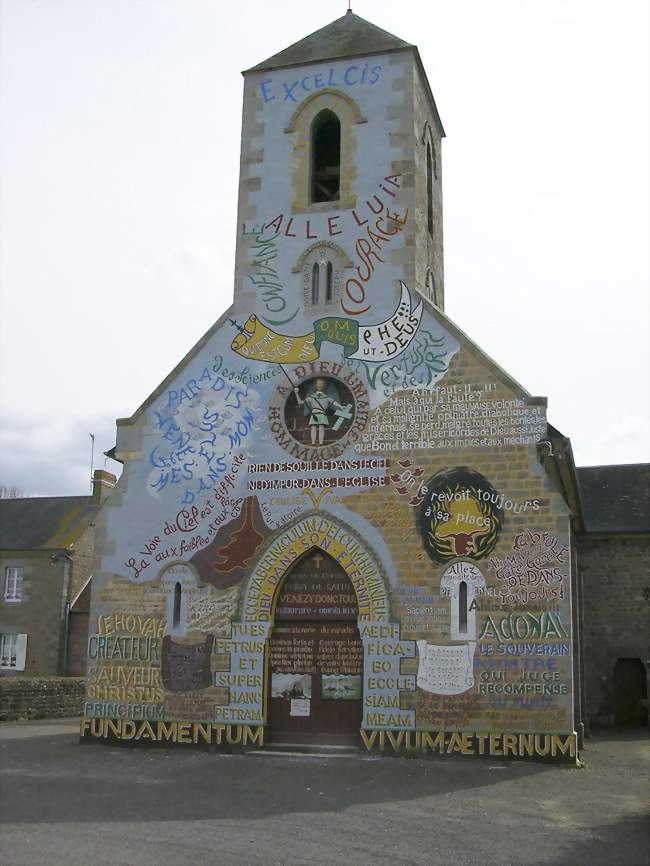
(231, 315, 318, 363)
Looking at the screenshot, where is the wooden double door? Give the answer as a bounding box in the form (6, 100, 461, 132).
(268, 550, 363, 745)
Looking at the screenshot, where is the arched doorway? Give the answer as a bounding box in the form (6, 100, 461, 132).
(613, 659, 648, 726)
(268, 548, 363, 745)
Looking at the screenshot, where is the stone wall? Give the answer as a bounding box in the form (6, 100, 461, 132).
(578, 535, 650, 726)
(66, 612, 89, 677)
(69, 522, 96, 603)
(0, 552, 68, 676)
(0, 677, 85, 722)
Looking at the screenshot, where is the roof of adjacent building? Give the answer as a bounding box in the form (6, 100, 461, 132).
(577, 464, 650, 534)
(0, 496, 99, 550)
(246, 11, 413, 73)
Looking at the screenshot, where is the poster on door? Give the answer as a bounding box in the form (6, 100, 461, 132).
(271, 672, 312, 700)
(322, 674, 362, 700)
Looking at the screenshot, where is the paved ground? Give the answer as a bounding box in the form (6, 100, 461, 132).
(0, 720, 648, 866)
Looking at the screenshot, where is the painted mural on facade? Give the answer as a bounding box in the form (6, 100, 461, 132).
(82, 45, 576, 762)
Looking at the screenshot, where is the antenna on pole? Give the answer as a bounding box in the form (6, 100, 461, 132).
(89, 433, 95, 492)
(347, 1, 352, 12)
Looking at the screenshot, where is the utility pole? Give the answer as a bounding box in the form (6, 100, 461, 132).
(89, 433, 95, 492)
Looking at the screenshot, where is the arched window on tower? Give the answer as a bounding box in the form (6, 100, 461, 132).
(172, 582, 182, 630)
(458, 581, 468, 634)
(296, 242, 348, 309)
(426, 142, 434, 236)
(426, 269, 436, 304)
(311, 110, 341, 203)
(311, 263, 320, 305)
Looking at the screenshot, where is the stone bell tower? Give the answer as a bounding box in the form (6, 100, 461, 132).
(233, 10, 445, 324)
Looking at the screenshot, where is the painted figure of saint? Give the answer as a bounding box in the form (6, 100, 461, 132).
(293, 377, 351, 446)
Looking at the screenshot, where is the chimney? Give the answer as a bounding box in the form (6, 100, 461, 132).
(92, 469, 117, 503)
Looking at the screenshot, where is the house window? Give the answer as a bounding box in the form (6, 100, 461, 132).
(311, 263, 320, 305)
(311, 110, 341, 203)
(4, 567, 23, 602)
(0, 633, 27, 670)
(426, 142, 434, 236)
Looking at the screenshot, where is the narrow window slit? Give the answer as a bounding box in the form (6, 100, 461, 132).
(458, 581, 468, 634)
(311, 264, 320, 305)
(426, 143, 434, 236)
(172, 582, 182, 629)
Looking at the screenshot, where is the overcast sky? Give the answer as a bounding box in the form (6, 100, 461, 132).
(0, 0, 648, 497)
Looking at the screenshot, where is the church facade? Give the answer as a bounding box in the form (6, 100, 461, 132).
(81, 13, 584, 762)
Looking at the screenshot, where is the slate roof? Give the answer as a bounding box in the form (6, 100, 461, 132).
(246, 11, 413, 73)
(0, 496, 99, 550)
(577, 464, 650, 534)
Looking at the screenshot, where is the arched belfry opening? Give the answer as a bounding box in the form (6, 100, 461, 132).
(310, 109, 341, 203)
(268, 548, 363, 745)
(284, 88, 365, 212)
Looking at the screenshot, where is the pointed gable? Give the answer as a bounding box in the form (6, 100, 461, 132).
(246, 11, 413, 73)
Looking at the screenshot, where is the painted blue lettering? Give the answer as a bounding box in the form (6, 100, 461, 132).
(260, 79, 275, 103)
(282, 81, 299, 102)
(211, 376, 225, 392)
(199, 406, 220, 432)
(162, 422, 181, 443)
(344, 65, 358, 85)
(327, 68, 338, 86)
(149, 445, 171, 469)
(150, 471, 170, 492)
(152, 411, 176, 434)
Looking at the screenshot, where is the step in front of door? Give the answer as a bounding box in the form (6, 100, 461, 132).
(248, 742, 360, 757)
